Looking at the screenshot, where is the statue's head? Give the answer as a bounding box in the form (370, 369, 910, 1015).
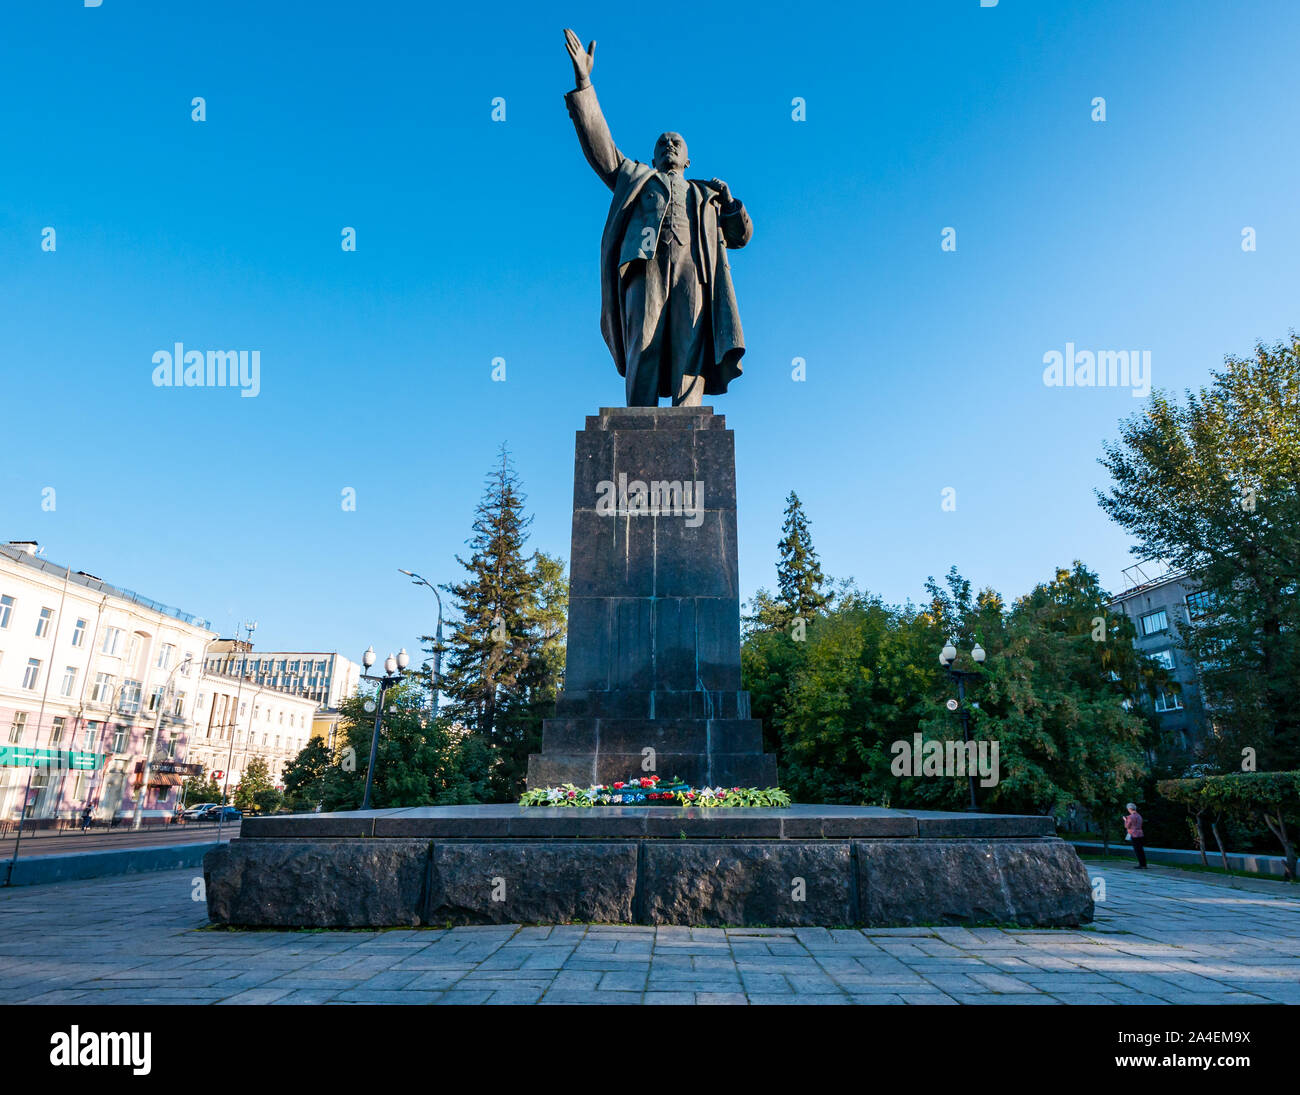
(653, 132, 689, 172)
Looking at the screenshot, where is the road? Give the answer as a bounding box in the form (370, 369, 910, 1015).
(0, 821, 240, 859)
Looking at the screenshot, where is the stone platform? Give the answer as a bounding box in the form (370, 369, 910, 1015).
(203, 805, 1094, 929)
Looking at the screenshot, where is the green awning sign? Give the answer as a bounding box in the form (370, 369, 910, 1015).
(0, 747, 103, 770)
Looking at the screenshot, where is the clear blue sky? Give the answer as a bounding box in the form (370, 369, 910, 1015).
(3, 0, 1297, 657)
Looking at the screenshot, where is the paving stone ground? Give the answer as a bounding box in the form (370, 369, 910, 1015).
(1, 859, 1296, 1005)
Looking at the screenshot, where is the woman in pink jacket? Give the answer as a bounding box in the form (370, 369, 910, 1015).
(1124, 803, 1148, 869)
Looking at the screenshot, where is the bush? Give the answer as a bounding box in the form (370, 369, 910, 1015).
(1157, 771, 1300, 880)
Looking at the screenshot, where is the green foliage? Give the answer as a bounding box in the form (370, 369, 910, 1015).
(435, 446, 565, 801)
(1099, 335, 1300, 768)
(317, 684, 493, 811)
(743, 562, 1166, 821)
(776, 491, 829, 621)
(253, 788, 284, 815)
(181, 774, 224, 808)
(1157, 771, 1300, 879)
(233, 756, 273, 813)
(746, 491, 830, 634)
(281, 737, 333, 812)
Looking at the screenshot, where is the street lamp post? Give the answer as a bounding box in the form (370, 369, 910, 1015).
(398, 569, 445, 718)
(132, 653, 193, 830)
(939, 639, 986, 813)
(358, 646, 410, 811)
(216, 621, 256, 842)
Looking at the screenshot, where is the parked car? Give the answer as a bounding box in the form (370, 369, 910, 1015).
(211, 807, 242, 822)
(182, 803, 220, 821)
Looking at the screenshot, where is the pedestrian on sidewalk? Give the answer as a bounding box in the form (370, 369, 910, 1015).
(1124, 802, 1147, 869)
(80, 804, 92, 832)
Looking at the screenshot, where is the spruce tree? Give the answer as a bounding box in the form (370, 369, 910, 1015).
(775, 491, 830, 622)
(494, 551, 568, 798)
(438, 445, 542, 796)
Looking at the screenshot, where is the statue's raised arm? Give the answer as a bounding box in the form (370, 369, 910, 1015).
(564, 28, 622, 190)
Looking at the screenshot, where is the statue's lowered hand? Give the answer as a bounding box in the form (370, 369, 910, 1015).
(564, 28, 596, 86)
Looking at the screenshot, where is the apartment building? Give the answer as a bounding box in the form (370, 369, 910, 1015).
(1108, 563, 1211, 750)
(0, 541, 215, 821)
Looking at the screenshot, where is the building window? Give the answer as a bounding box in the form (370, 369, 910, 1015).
(1186, 590, 1217, 619)
(50, 716, 66, 745)
(0, 593, 13, 629)
(36, 607, 54, 638)
(156, 644, 175, 670)
(1139, 609, 1169, 636)
(92, 673, 114, 702)
(1151, 649, 1175, 671)
(60, 665, 78, 697)
(9, 712, 28, 743)
(101, 626, 123, 655)
(22, 658, 42, 690)
(173, 691, 185, 717)
(112, 725, 127, 752)
(1154, 690, 1184, 713)
(119, 680, 143, 715)
(83, 726, 94, 751)
(166, 732, 178, 759)
(149, 686, 166, 712)
(71, 618, 87, 647)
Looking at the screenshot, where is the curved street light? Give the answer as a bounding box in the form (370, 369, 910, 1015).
(398, 569, 446, 717)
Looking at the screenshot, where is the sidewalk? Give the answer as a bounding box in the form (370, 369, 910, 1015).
(1, 858, 1297, 1004)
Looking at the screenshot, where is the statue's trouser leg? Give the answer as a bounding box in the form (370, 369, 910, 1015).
(666, 238, 707, 407)
(621, 256, 669, 407)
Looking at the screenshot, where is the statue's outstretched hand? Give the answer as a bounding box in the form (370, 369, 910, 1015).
(564, 29, 596, 86)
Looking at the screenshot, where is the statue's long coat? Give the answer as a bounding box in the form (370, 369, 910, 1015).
(566, 83, 752, 396)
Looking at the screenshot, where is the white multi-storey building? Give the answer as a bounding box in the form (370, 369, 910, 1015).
(204, 643, 360, 710)
(188, 671, 319, 791)
(204, 641, 360, 749)
(0, 541, 216, 822)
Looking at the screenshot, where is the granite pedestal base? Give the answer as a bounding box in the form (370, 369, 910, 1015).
(526, 406, 778, 790)
(203, 806, 1094, 929)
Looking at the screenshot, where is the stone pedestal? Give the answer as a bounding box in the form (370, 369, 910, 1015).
(204, 806, 1097, 928)
(526, 407, 777, 790)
